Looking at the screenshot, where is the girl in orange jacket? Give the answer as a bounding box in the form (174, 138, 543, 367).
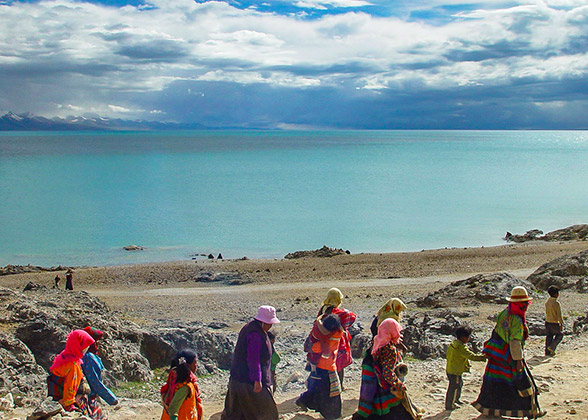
(160, 350, 203, 420)
(49, 329, 95, 411)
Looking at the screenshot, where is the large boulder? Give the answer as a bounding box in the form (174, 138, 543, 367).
(417, 272, 537, 308)
(526, 250, 588, 291)
(156, 322, 235, 372)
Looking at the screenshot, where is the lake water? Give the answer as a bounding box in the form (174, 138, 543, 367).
(0, 130, 587, 266)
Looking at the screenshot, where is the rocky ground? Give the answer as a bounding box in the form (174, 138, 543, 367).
(1, 239, 588, 420)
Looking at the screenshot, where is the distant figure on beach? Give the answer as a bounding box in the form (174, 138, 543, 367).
(445, 326, 485, 411)
(220, 306, 280, 420)
(54, 274, 61, 289)
(316, 288, 356, 385)
(545, 285, 564, 356)
(297, 313, 343, 419)
(81, 327, 119, 419)
(65, 270, 74, 290)
(473, 286, 545, 418)
(370, 297, 407, 337)
(352, 318, 421, 420)
(160, 349, 203, 420)
(48, 329, 95, 412)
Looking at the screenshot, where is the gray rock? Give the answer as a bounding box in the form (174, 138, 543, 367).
(26, 397, 62, 420)
(123, 245, 144, 251)
(417, 272, 537, 308)
(527, 250, 588, 291)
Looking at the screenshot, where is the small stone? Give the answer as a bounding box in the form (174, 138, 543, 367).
(569, 408, 577, 414)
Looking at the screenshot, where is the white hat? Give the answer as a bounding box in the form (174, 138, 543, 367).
(507, 286, 532, 302)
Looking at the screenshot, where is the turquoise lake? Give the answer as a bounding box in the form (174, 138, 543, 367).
(0, 130, 587, 266)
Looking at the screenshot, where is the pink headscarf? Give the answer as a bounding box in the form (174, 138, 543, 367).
(50, 329, 95, 372)
(372, 318, 402, 356)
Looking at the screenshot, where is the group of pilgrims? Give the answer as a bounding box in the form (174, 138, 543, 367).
(48, 285, 549, 420)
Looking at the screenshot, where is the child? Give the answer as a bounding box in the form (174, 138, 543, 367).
(267, 331, 281, 393)
(48, 329, 95, 412)
(160, 350, 203, 420)
(445, 326, 485, 410)
(545, 285, 564, 356)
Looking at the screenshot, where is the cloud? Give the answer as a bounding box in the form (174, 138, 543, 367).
(0, 0, 586, 128)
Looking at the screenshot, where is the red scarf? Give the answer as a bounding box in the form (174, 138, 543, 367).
(508, 301, 530, 340)
(50, 329, 95, 372)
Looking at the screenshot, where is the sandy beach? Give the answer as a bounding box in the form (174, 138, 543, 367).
(1, 239, 588, 420)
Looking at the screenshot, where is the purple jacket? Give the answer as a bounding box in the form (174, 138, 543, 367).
(229, 319, 273, 387)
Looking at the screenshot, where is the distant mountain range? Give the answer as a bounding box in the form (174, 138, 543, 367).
(0, 112, 207, 131)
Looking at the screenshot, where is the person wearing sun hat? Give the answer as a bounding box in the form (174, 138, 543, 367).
(473, 286, 546, 419)
(220, 305, 280, 420)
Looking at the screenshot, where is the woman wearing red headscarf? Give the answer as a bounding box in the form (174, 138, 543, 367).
(81, 327, 118, 419)
(49, 329, 95, 411)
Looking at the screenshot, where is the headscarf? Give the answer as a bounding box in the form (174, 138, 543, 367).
(322, 288, 344, 308)
(372, 318, 402, 356)
(377, 298, 407, 325)
(50, 329, 95, 372)
(83, 326, 104, 354)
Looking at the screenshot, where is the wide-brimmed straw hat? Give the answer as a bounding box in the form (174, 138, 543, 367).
(254, 305, 280, 325)
(507, 286, 533, 302)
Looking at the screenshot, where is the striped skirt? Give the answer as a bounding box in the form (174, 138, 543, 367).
(473, 332, 541, 419)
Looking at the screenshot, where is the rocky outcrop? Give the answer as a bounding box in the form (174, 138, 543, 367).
(417, 272, 537, 308)
(285, 245, 348, 259)
(526, 250, 588, 291)
(0, 285, 236, 401)
(504, 224, 588, 243)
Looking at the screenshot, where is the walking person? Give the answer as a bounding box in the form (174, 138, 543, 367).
(54, 274, 61, 289)
(160, 350, 203, 420)
(545, 285, 564, 356)
(296, 314, 344, 419)
(317, 288, 357, 386)
(81, 327, 118, 419)
(220, 306, 280, 420)
(445, 326, 485, 410)
(65, 270, 74, 290)
(352, 318, 419, 420)
(473, 286, 546, 418)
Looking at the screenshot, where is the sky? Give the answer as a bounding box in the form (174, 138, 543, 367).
(0, 0, 587, 129)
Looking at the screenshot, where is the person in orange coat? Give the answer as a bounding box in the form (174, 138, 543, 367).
(160, 350, 203, 420)
(49, 329, 95, 411)
(297, 314, 343, 420)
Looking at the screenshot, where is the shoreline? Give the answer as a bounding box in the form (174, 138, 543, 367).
(2, 240, 587, 289)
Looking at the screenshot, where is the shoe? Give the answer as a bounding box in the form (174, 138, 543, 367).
(545, 348, 555, 356)
(295, 399, 308, 411)
(455, 400, 466, 406)
(445, 406, 456, 411)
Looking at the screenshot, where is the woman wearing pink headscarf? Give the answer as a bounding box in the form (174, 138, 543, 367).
(352, 319, 416, 420)
(49, 329, 95, 411)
